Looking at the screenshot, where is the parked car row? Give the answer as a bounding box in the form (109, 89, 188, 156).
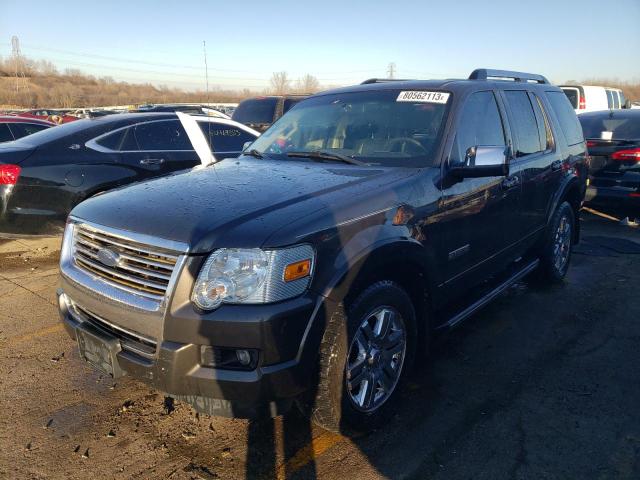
(0, 113, 259, 236)
(54, 68, 590, 433)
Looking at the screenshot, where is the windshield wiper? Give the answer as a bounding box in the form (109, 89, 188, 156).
(286, 150, 367, 166)
(243, 149, 264, 159)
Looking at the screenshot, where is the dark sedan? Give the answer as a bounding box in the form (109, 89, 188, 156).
(0, 116, 55, 143)
(0, 113, 259, 236)
(580, 110, 640, 218)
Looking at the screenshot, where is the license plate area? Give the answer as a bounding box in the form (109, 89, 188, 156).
(76, 324, 126, 379)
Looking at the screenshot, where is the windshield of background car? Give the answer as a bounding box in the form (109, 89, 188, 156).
(248, 89, 451, 167)
(579, 112, 640, 140)
(11, 117, 93, 146)
(232, 98, 278, 124)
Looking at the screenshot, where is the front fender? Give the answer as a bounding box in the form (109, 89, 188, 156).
(312, 223, 435, 302)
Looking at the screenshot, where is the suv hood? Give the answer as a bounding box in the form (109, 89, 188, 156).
(71, 158, 408, 253)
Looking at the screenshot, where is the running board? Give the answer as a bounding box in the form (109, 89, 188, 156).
(438, 259, 540, 330)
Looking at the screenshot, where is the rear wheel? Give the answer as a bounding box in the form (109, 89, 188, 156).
(308, 281, 416, 433)
(537, 201, 575, 282)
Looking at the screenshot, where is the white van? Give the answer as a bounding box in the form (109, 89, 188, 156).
(560, 85, 629, 113)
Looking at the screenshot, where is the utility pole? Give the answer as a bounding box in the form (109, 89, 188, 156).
(387, 62, 396, 79)
(11, 35, 20, 95)
(202, 40, 210, 105)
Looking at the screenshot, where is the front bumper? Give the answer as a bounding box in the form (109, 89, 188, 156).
(58, 286, 330, 418)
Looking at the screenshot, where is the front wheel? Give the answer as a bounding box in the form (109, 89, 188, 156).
(537, 201, 575, 282)
(308, 281, 416, 433)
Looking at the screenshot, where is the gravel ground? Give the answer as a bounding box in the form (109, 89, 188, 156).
(0, 211, 639, 480)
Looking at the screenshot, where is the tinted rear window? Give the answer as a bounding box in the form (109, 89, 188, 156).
(562, 88, 579, 108)
(579, 112, 640, 140)
(232, 98, 278, 125)
(546, 91, 584, 146)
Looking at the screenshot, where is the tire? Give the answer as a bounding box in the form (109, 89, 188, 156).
(537, 201, 575, 282)
(308, 281, 417, 433)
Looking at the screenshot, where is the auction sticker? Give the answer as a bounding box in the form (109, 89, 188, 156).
(397, 91, 450, 104)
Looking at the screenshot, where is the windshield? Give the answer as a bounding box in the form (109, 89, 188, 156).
(579, 112, 640, 140)
(248, 89, 450, 167)
(232, 98, 278, 124)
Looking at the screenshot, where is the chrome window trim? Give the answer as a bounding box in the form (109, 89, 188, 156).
(85, 118, 194, 154)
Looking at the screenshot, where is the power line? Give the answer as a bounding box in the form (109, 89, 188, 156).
(19, 43, 386, 76)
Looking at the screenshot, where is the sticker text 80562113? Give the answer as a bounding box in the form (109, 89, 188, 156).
(396, 91, 450, 104)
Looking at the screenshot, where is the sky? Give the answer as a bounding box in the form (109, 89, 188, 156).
(1, 0, 639, 91)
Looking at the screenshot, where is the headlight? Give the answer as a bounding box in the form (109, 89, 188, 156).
(192, 245, 315, 310)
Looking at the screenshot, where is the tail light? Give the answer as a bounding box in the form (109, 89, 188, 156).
(611, 148, 640, 161)
(586, 140, 597, 148)
(0, 164, 21, 185)
(578, 96, 586, 109)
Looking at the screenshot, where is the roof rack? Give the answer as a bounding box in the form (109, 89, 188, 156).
(360, 78, 412, 85)
(469, 69, 549, 84)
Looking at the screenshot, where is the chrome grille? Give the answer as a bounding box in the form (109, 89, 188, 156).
(73, 223, 179, 300)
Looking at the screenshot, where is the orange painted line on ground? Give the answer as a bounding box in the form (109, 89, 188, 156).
(582, 207, 620, 222)
(276, 430, 345, 480)
(6, 323, 64, 345)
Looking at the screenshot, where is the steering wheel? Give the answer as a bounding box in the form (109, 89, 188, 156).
(387, 137, 427, 155)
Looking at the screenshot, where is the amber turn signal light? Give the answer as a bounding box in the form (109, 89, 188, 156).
(284, 259, 311, 282)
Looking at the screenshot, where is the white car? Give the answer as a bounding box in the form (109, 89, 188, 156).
(560, 85, 630, 113)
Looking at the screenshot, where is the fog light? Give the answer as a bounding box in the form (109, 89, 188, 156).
(200, 346, 258, 370)
(236, 349, 251, 366)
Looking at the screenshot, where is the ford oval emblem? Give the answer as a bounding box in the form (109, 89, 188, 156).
(96, 248, 120, 267)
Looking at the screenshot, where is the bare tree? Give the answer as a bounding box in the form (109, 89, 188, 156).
(295, 74, 320, 93)
(270, 71, 290, 94)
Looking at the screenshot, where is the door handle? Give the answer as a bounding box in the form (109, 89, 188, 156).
(551, 159, 563, 171)
(502, 175, 520, 190)
(139, 158, 165, 165)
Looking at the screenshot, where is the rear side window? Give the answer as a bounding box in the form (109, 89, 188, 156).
(95, 127, 138, 151)
(134, 120, 192, 151)
(450, 91, 505, 165)
(504, 90, 542, 156)
(612, 91, 620, 109)
(198, 122, 256, 152)
(9, 123, 50, 139)
(546, 91, 584, 146)
(0, 124, 15, 142)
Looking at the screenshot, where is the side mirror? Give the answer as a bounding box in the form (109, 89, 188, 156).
(449, 146, 508, 178)
(242, 141, 253, 151)
(623, 99, 632, 109)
